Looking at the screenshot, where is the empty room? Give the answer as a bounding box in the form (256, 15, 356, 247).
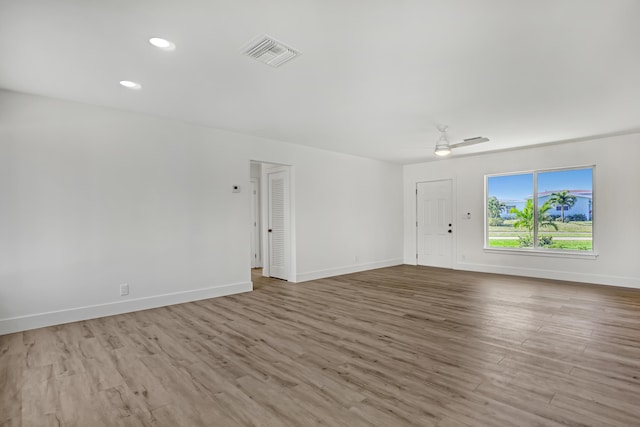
(1, 1, 639, 426)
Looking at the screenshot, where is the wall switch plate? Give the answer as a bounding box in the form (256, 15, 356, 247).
(120, 283, 129, 296)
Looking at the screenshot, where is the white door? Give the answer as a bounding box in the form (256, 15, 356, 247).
(417, 180, 453, 268)
(267, 168, 290, 280)
(250, 179, 261, 268)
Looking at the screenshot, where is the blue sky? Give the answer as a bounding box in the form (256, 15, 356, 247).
(538, 168, 592, 193)
(488, 168, 592, 201)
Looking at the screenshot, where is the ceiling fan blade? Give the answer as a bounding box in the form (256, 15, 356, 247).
(450, 137, 489, 149)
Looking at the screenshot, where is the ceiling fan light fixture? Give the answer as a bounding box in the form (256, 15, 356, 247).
(434, 127, 451, 156)
(434, 144, 452, 156)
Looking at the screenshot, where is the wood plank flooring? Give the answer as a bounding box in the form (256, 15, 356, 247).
(2, 265, 640, 426)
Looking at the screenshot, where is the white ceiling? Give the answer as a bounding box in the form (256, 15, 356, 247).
(1, 0, 639, 164)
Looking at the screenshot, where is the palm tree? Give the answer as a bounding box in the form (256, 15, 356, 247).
(487, 196, 507, 219)
(548, 190, 577, 222)
(510, 199, 558, 246)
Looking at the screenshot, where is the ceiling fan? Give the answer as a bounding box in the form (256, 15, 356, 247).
(434, 125, 489, 157)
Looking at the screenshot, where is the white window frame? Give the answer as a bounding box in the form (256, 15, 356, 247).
(484, 165, 597, 259)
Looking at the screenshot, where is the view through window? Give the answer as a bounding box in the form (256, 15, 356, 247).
(486, 167, 593, 251)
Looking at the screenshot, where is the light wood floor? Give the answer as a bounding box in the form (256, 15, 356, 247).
(2, 266, 640, 426)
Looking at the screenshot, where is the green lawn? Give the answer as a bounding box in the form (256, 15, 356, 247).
(487, 239, 522, 248)
(548, 240, 592, 250)
(488, 220, 593, 251)
(489, 220, 592, 234)
(488, 239, 592, 250)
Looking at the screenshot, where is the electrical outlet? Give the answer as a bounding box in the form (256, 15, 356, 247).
(120, 283, 129, 296)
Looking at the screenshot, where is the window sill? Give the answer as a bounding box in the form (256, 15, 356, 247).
(483, 247, 598, 260)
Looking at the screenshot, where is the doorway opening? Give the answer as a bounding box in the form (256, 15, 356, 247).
(249, 161, 295, 286)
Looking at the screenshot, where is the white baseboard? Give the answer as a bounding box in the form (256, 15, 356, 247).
(295, 258, 403, 283)
(454, 262, 640, 289)
(0, 281, 253, 335)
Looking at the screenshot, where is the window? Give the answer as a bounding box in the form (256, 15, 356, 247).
(486, 166, 593, 252)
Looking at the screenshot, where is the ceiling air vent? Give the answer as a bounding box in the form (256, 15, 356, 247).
(242, 35, 300, 68)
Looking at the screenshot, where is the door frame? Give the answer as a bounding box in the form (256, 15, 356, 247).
(250, 178, 262, 268)
(259, 163, 296, 281)
(415, 178, 456, 269)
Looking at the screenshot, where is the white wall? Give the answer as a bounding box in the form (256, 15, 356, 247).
(404, 134, 640, 288)
(0, 90, 403, 334)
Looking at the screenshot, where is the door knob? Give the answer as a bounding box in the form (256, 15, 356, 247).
(268, 229, 273, 233)
(448, 230, 452, 233)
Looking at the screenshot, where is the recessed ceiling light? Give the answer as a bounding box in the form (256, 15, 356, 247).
(149, 37, 175, 51)
(119, 80, 141, 89)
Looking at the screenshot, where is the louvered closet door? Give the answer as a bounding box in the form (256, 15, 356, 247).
(268, 169, 289, 280)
